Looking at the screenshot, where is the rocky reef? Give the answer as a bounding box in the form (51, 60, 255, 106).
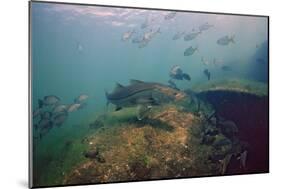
(63, 102, 242, 185)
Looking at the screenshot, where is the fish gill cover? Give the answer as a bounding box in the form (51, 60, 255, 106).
(30, 2, 268, 188)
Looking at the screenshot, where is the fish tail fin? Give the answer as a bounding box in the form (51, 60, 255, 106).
(38, 99, 43, 108)
(230, 35, 235, 44)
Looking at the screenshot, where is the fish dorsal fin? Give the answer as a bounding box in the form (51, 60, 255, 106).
(114, 83, 125, 91)
(130, 79, 144, 85)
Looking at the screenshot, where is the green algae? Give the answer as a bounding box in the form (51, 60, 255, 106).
(193, 78, 268, 97)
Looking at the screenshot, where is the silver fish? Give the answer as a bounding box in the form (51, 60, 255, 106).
(67, 103, 81, 113)
(105, 79, 186, 111)
(74, 94, 89, 103)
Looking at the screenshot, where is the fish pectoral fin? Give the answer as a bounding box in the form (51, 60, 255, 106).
(130, 79, 145, 85)
(114, 83, 125, 92)
(115, 106, 122, 111)
(136, 105, 152, 120)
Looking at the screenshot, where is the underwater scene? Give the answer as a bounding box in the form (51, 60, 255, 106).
(30, 2, 269, 187)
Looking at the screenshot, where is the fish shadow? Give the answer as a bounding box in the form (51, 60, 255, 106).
(128, 118, 174, 132)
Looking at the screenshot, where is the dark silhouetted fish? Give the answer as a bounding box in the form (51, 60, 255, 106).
(40, 111, 52, 120)
(167, 79, 180, 90)
(182, 73, 191, 81)
(198, 22, 213, 32)
(37, 119, 53, 139)
(172, 31, 185, 40)
(164, 12, 176, 20)
(184, 46, 198, 56)
(169, 65, 191, 81)
(53, 112, 68, 127)
(169, 65, 183, 80)
(38, 95, 60, 108)
(203, 69, 211, 80)
(33, 108, 42, 118)
(184, 31, 201, 41)
(35, 118, 52, 131)
(217, 35, 235, 46)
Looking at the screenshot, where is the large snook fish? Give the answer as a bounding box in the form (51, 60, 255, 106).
(105, 79, 186, 120)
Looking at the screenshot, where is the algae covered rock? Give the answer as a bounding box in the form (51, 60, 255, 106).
(63, 105, 230, 184)
(193, 78, 268, 97)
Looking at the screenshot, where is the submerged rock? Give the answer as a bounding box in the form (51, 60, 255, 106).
(63, 105, 233, 185)
(193, 78, 268, 97)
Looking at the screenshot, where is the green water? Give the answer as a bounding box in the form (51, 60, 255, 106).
(31, 2, 268, 187)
